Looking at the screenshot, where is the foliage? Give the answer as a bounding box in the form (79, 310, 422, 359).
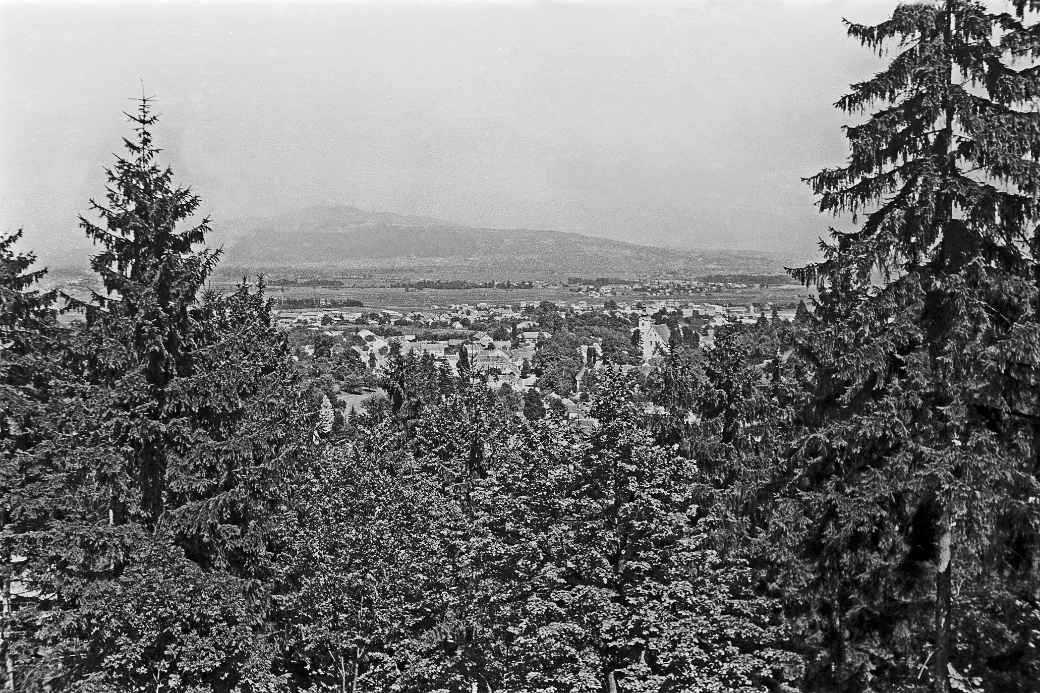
(60, 540, 284, 693)
(1, 230, 58, 692)
(532, 331, 583, 397)
(7, 100, 312, 691)
(8, 4, 1040, 690)
(777, 2, 1040, 691)
(283, 419, 464, 691)
(465, 370, 801, 692)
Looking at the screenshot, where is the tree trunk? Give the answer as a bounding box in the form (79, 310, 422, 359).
(830, 590, 849, 690)
(1, 509, 13, 692)
(934, 508, 953, 693)
(139, 440, 166, 527)
(351, 646, 360, 693)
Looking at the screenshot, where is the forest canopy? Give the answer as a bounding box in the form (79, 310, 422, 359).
(2, 2, 1040, 692)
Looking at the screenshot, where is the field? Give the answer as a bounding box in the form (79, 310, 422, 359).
(47, 265, 810, 315)
(208, 283, 810, 312)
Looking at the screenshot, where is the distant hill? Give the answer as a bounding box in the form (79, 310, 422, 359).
(214, 205, 789, 280)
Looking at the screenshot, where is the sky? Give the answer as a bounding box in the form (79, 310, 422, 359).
(1, 0, 900, 266)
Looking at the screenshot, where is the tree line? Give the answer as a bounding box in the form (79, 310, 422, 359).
(2, 2, 1040, 691)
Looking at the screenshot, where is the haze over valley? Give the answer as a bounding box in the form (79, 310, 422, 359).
(211, 205, 795, 280)
(1, 1, 892, 267)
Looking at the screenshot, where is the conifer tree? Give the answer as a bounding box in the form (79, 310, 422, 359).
(782, 2, 1040, 690)
(0, 230, 56, 692)
(0, 230, 53, 346)
(74, 95, 220, 526)
(0, 230, 55, 458)
(457, 343, 471, 377)
(12, 99, 311, 690)
(63, 100, 312, 566)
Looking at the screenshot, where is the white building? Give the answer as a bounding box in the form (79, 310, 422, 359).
(637, 316, 671, 362)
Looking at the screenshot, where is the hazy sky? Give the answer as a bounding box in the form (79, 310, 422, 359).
(1, 0, 898, 266)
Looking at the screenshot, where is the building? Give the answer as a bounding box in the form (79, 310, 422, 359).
(637, 316, 671, 362)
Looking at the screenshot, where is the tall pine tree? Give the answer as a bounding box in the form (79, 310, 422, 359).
(11, 98, 312, 691)
(780, 2, 1040, 691)
(0, 230, 56, 692)
(75, 95, 220, 527)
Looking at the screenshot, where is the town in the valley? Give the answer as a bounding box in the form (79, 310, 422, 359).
(273, 276, 807, 423)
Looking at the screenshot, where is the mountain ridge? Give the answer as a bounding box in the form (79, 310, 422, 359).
(214, 205, 792, 280)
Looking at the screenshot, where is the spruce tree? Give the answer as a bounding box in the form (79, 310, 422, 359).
(65, 100, 311, 567)
(457, 343, 471, 377)
(75, 95, 220, 526)
(0, 230, 56, 692)
(12, 99, 311, 690)
(0, 230, 55, 458)
(782, 2, 1040, 690)
(0, 230, 53, 346)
